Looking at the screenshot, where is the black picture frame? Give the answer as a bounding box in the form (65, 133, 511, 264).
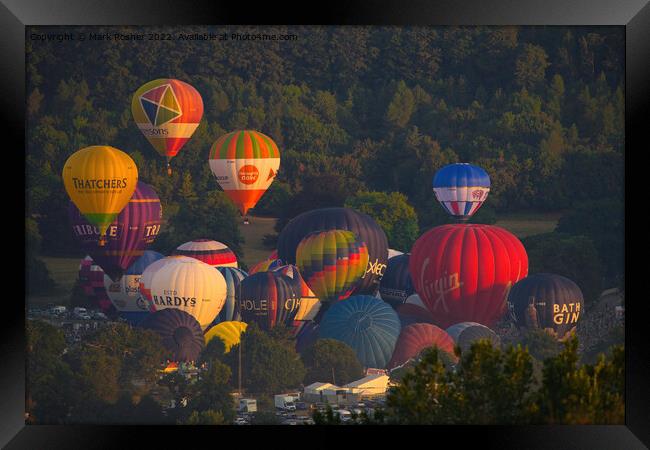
(5, 0, 646, 448)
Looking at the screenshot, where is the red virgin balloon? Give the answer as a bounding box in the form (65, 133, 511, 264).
(410, 224, 528, 329)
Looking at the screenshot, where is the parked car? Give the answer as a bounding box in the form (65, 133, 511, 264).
(91, 311, 108, 320)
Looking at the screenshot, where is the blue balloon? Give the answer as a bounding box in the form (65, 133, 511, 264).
(119, 251, 165, 325)
(209, 267, 248, 328)
(125, 250, 165, 275)
(318, 295, 401, 369)
(432, 163, 490, 220)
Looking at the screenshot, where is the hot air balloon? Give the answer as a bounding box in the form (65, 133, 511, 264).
(387, 323, 457, 370)
(410, 224, 528, 329)
(432, 163, 490, 222)
(132, 79, 203, 175)
(143, 256, 227, 330)
(78, 256, 114, 314)
(62, 146, 138, 246)
(378, 253, 415, 308)
(318, 295, 401, 369)
(445, 322, 501, 353)
(272, 264, 321, 324)
(103, 251, 165, 325)
(204, 321, 248, 353)
(296, 230, 369, 308)
(172, 239, 238, 267)
(238, 271, 301, 331)
(395, 303, 437, 328)
(208, 130, 281, 219)
(209, 267, 248, 327)
(277, 207, 389, 296)
(507, 273, 584, 340)
(139, 257, 177, 303)
(69, 181, 162, 280)
(249, 252, 283, 274)
(295, 321, 320, 354)
(139, 309, 204, 362)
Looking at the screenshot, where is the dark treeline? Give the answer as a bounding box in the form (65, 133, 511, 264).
(26, 26, 624, 270)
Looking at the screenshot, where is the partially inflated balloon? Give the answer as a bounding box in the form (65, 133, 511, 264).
(143, 256, 227, 329)
(277, 207, 389, 296)
(139, 309, 204, 362)
(410, 224, 528, 329)
(378, 253, 415, 308)
(507, 273, 584, 340)
(387, 323, 457, 370)
(238, 271, 300, 331)
(132, 79, 203, 174)
(78, 256, 113, 313)
(204, 321, 248, 353)
(318, 295, 401, 369)
(63, 146, 138, 245)
(296, 230, 369, 304)
(209, 130, 281, 216)
(445, 322, 501, 353)
(172, 239, 238, 267)
(69, 181, 162, 280)
(103, 251, 165, 325)
(249, 254, 283, 274)
(209, 267, 248, 327)
(272, 264, 321, 324)
(432, 163, 490, 221)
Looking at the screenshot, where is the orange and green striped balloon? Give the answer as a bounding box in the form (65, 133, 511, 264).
(296, 230, 369, 304)
(208, 130, 281, 217)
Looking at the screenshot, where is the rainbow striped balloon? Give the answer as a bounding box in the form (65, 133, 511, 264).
(296, 229, 369, 304)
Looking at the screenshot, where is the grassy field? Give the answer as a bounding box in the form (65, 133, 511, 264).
(494, 211, 561, 238)
(238, 215, 277, 269)
(29, 211, 559, 308)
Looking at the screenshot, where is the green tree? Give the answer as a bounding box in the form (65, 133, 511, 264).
(515, 44, 550, 89)
(224, 323, 306, 395)
(26, 320, 74, 424)
(520, 329, 562, 361)
(386, 81, 415, 128)
(153, 190, 243, 256)
(535, 338, 624, 424)
(522, 232, 603, 305)
(345, 191, 419, 251)
(555, 198, 623, 288)
(184, 360, 235, 423)
(182, 409, 226, 425)
(301, 339, 364, 386)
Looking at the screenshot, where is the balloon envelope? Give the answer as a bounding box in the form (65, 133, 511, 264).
(395, 303, 437, 328)
(277, 207, 389, 296)
(204, 321, 248, 353)
(318, 295, 401, 369)
(209, 130, 281, 216)
(410, 224, 528, 329)
(173, 239, 238, 267)
(296, 229, 369, 304)
(78, 256, 114, 313)
(432, 163, 490, 221)
(132, 79, 203, 167)
(103, 251, 165, 325)
(209, 267, 248, 327)
(445, 322, 501, 353)
(63, 146, 138, 240)
(139, 309, 204, 362)
(143, 256, 227, 330)
(507, 273, 584, 340)
(238, 271, 301, 331)
(70, 181, 162, 280)
(387, 323, 457, 370)
(379, 253, 415, 308)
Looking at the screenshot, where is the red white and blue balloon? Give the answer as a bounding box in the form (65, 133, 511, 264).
(432, 163, 490, 221)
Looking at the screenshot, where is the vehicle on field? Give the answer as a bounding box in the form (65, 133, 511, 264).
(238, 398, 257, 413)
(275, 393, 300, 411)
